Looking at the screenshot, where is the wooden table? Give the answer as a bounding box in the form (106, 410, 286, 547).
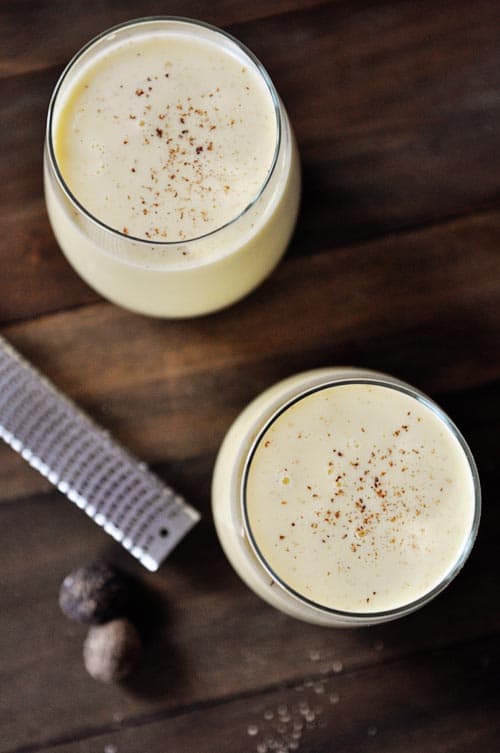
(1, 2, 499, 751)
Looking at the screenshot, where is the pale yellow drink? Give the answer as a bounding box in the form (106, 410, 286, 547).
(212, 369, 480, 626)
(44, 18, 300, 317)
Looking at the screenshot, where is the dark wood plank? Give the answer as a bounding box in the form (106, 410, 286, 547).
(247, 0, 500, 246)
(1, 3, 500, 752)
(0, 377, 498, 751)
(32, 635, 499, 753)
(1, 208, 498, 500)
(24, 637, 500, 753)
(0, 0, 326, 78)
(1, 1, 500, 322)
(1, 510, 498, 753)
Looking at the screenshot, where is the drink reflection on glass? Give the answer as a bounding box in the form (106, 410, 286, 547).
(44, 17, 300, 317)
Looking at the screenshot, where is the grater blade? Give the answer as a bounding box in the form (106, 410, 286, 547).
(0, 335, 200, 571)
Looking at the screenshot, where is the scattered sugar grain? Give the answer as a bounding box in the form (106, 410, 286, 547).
(367, 726, 378, 736)
(248, 724, 259, 736)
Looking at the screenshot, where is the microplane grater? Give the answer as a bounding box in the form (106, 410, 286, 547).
(0, 336, 200, 571)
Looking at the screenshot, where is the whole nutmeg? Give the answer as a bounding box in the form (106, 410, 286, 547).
(83, 618, 142, 683)
(59, 561, 129, 624)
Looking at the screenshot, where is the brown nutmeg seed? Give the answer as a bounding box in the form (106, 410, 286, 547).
(83, 618, 142, 683)
(59, 560, 129, 624)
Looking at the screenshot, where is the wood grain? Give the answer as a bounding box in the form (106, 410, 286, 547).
(21, 637, 500, 753)
(0, 376, 498, 751)
(0, 488, 500, 751)
(0, 0, 326, 78)
(1, 3, 500, 753)
(1, 1, 500, 323)
(1, 207, 498, 500)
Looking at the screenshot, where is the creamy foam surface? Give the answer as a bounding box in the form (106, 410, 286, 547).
(54, 31, 277, 242)
(245, 383, 475, 613)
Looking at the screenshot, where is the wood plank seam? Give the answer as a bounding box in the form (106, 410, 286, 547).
(4, 630, 498, 753)
(2, 204, 500, 331)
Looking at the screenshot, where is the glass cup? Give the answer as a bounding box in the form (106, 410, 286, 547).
(44, 17, 300, 317)
(212, 368, 481, 626)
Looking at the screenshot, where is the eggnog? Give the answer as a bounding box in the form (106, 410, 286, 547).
(212, 369, 480, 626)
(44, 18, 300, 317)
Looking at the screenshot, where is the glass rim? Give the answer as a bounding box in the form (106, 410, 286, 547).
(46, 15, 283, 247)
(241, 376, 481, 621)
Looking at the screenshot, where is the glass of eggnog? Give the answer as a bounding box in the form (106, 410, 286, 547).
(44, 17, 300, 317)
(212, 368, 481, 626)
